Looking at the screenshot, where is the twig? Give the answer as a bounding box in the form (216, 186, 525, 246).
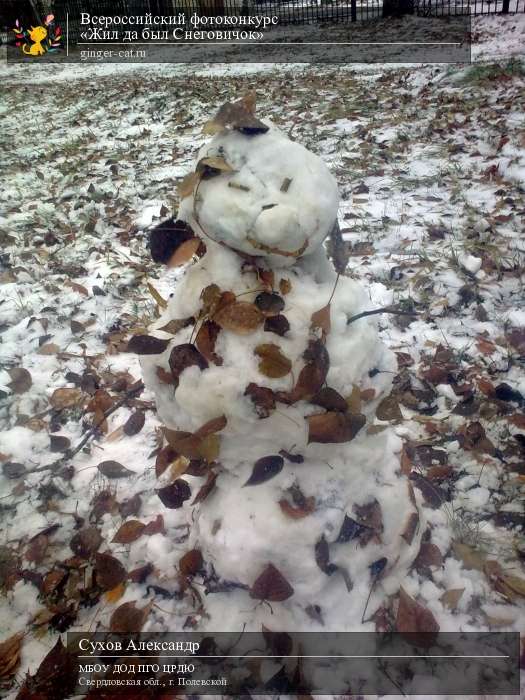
(26, 381, 145, 475)
(346, 305, 418, 326)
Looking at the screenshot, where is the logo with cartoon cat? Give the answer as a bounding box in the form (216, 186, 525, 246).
(13, 15, 62, 56)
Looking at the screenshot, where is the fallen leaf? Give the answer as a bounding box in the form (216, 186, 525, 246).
(70, 527, 102, 558)
(376, 393, 403, 422)
(15, 638, 77, 699)
(0, 632, 23, 681)
(192, 471, 217, 505)
(2, 462, 26, 479)
(262, 625, 293, 657)
(264, 314, 290, 337)
(94, 553, 127, 591)
(214, 301, 264, 334)
(279, 495, 315, 519)
(37, 342, 60, 355)
(97, 461, 135, 479)
(396, 587, 440, 645)
(7, 368, 32, 395)
(49, 387, 83, 410)
(250, 563, 294, 602)
(307, 411, 366, 444)
(335, 515, 370, 543)
(157, 479, 191, 508)
(195, 320, 223, 365)
(143, 515, 165, 536)
(315, 535, 337, 576)
(254, 343, 292, 378)
(169, 343, 209, 387)
(197, 155, 235, 175)
(244, 455, 284, 486)
(112, 520, 146, 544)
(168, 237, 202, 268)
(128, 335, 170, 355)
(452, 542, 486, 571)
(244, 382, 276, 418)
(177, 171, 200, 198)
(440, 588, 465, 610)
(123, 411, 145, 436)
(104, 581, 126, 604)
(279, 340, 329, 403)
(158, 317, 194, 335)
(312, 387, 348, 412)
(25, 534, 48, 564)
(255, 292, 285, 316)
(401, 512, 420, 545)
(203, 97, 269, 136)
(110, 601, 151, 634)
(179, 549, 203, 576)
(311, 304, 331, 337)
(414, 542, 443, 573)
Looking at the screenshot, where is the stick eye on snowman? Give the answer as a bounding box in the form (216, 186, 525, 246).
(149, 93, 341, 274)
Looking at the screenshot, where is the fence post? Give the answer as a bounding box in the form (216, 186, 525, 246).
(501, 0, 510, 13)
(351, 0, 357, 21)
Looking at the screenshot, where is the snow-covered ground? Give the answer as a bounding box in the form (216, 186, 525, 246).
(0, 10, 524, 699)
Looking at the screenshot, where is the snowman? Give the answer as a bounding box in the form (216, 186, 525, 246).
(136, 95, 423, 637)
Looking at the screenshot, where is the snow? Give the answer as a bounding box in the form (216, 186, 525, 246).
(0, 9, 524, 699)
(180, 124, 340, 266)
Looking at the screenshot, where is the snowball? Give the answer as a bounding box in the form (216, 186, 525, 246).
(178, 124, 339, 267)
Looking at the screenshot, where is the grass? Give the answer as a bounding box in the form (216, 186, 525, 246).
(461, 57, 525, 84)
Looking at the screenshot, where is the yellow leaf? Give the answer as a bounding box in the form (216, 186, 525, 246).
(104, 581, 126, 604)
(196, 156, 234, 174)
(254, 343, 292, 378)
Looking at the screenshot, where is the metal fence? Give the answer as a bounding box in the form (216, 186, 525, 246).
(2, 0, 524, 39)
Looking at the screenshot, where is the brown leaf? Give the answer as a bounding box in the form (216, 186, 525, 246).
(279, 278, 292, 295)
(157, 479, 191, 508)
(156, 366, 175, 384)
(353, 499, 383, 545)
(16, 637, 78, 699)
(104, 581, 126, 604)
(197, 155, 235, 176)
(192, 471, 218, 505)
(401, 512, 420, 545)
(315, 535, 337, 576)
(452, 542, 486, 571)
(244, 455, 284, 486)
(250, 563, 294, 602)
(195, 415, 227, 438)
(244, 382, 276, 418)
(414, 542, 443, 573)
(169, 343, 208, 387)
(110, 601, 151, 634)
(123, 410, 145, 436)
(94, 553, 127, 591)
(155, 445, 179, 477)
(7, 368, 32, 395)
(128, 335, 170, 355)
(376, 393, 403, 422)
(143, 515, 165, 536)
(25, 534, 48, 564)
(97, 460, 135, 479)
(0, 632, 23, 681)
(158, 317, 194, 335)
(167, 237, 202, 268)
(119, 494, 142, 518)
(42, 570, 66, 596)
(279, 496, 315, 519)
(262, 625, 293, 657)
(214, 301, 264, 335)
(163, 428, 221, 463)
(254, 343, 292, 378)
(70, 527, 102, 559)
(128, 563, 154, 584)
(112, 520, 146, 544)
(37, 342, 59, 355)
(311, 387, 347, 413)
(264, 314, 290, 337)
(203, 97, 269, 136)
(177, 171, 200, 198)
(280, 340, 329, 403)
(440, 588, 465, 610)
(195, 320, 223, 365)
(255, 292, 285, 317)
(311, 304, 331, 337)
(179, 549, 203, 576)
(307, 411, 366, 444)
(49, 387, 83, 410)
(396, 587, 440, 645)
(49, 435, 71, 453)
